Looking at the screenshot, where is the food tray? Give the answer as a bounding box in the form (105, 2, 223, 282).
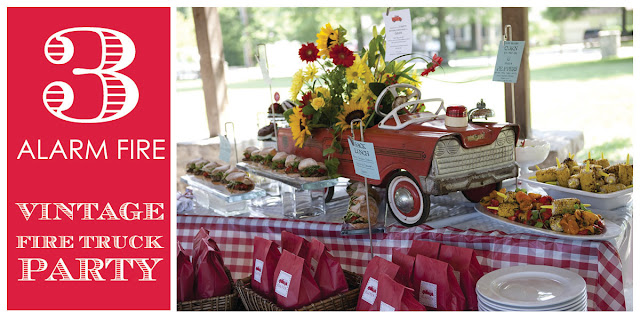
(181, 175, 266, 203)
(523, 178, 632, 210)
(235, 269, 361, 311)
(237, 162, 339, 190)
(474, 204, 622, 241)
(177, 267, 239, 311)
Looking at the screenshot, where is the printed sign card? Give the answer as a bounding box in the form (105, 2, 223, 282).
(348, 137, 380, 180)
(492, 41, 525, 83)
(7, 7, 170, 310)
(383, 9, 413, 61)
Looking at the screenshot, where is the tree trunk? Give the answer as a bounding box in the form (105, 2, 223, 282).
(193, 7, 228, 138)
(354, 8, 364, 52)
(437, 7, 449, 63)
(621, 7, 628, 36)
(238, 7, 253, 67)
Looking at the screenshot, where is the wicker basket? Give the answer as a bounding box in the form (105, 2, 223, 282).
(236, 269, 362, 311)
(178, 267, 239, 311)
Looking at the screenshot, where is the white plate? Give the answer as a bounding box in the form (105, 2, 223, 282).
(475, 203, 622, 241)
(524, 178, 632, 210)
(476, 265, 586, 308)
(478, 290, 586, 311)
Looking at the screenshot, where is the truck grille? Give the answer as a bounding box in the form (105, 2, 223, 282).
(433, 129, 515, 176)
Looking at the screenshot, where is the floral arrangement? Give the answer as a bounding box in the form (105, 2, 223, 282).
(284, 23, 442, 177)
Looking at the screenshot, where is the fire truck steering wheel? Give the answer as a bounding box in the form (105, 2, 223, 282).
(374, 84, 422, 117)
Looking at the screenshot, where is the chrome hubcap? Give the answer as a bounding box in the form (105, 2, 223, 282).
(394, 188, 414, 213)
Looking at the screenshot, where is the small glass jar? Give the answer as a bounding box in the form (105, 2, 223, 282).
(445, 105, 468, 127)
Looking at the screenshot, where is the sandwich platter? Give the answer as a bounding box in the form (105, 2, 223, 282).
(237, 162, 339, 190)
(476, 265, 588, 311)
(180, 175, 266, 203)
(474, 203, 622, 241)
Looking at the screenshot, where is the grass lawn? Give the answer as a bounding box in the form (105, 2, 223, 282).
(176, 57, 633, 162)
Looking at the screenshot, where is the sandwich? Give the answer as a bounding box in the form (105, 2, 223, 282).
(284, 155, 302, 176)
(250, 149, 263, 163)
(343, 200, 379, 229)
(351, 183, 382, 203)
(243, 146, 259, 162)
(192, 159, 210, 175)
(210, 164, 231, 183)
(225, 172, 255, 193)
(221, 166, 242, 184)
(260, 147, 277, 166)
(185, 158, 204, 174)
(201, 161, 223, 179)
(270, 152, 289, 171)
(299, 158, 328, 181)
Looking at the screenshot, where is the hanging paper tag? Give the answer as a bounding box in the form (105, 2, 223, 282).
(348, 137, 380, 180)
(492, 41, 525, 83)
(383, 9, 412, 61)
(258, 55, 272, 85)
(219, 135, 231, 163)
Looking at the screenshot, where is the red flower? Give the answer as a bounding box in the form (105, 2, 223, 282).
(329, 44, 355, 67)
(300, 91, 313, 106)
(421, 54, 443, 76)
(298, 42, 319, 63)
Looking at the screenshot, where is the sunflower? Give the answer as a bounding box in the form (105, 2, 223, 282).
(289, 107, 311, 148)
(316, 23, 340, 58)
(336, 98, 371, 131)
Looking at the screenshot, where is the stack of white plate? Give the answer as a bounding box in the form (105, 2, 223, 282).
(476, 265, 588, 311)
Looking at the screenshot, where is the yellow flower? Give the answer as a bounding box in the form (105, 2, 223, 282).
(315, 87, 330, 100)
(304, 63, 318, 81)
(316, 23, 339, 58)
(336, 98, 371, 131)
(352, 82, 374, 102)
(398, 70, 422, 89)
(346, 63, 366, 83)
(288, 107, 311, 148)
(290, 69, 305, 101)
(311, 97, 325, 111)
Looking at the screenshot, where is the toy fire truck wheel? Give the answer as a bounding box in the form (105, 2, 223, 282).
(387, 172, 430, 227)
(324, 187, 334, 202)
(461, 182, 503, 203)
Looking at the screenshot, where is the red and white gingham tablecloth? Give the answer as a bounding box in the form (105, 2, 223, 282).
(177, 214, 626, 311)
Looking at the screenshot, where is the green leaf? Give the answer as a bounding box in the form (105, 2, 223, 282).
(531, 210, 539, 220)
(323, 147, 336, 157)
(283, 108, 294, 122)
(325, 157, 340, 177)
(534, 221, 544, 228)
(302, 104, 315, 115)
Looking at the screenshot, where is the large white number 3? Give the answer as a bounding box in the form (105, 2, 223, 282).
(43, 27, 139, 123)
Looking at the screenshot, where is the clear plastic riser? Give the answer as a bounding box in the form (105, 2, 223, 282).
(280, 185, 326, 218)
(187, 185, 249, 216)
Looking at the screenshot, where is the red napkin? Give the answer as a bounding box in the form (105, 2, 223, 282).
(177, 243, 194, 302)
(251, 237, 282, 300)
(413, 254, 465, 311)
(356, 256, 400, 311)
(438, 244, 485, 310)
(194, 241, 231, 299)
(307, 238, 348, 299)
(273, 250, 322, 310)
(374, 273, 426, 311)
(407, 240, 440, 259)
(391, 248, 415, 288)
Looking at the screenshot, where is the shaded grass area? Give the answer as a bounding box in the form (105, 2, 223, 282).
(530, 57, 632, 81)
(575, 137, 633, 164)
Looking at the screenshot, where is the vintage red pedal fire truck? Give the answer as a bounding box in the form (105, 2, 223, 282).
(278, 84, 519, 227)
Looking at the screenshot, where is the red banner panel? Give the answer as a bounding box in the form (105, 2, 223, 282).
(7, 7, 171, 310)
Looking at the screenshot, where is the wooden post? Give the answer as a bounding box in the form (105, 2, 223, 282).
(501, 7, 531, 139)
(193, 7, 228, 138)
